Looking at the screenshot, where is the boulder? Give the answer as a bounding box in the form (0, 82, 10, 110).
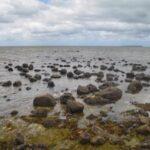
(10, 110, 18, 116)
(77, 85, 89, 95)
(67, 72, 74, 78)
(33, 94, 56, 107)
(48, 81, 55, 88)
(34, 74, 41, 80)
(51, 74, 61, 79)
(126, 72, 135, 79)
(99, 87, 122, 101)
(2, 81, 12, 87)
(127, 80, 143, 94)
(60, 93, 75, 104)
(13, 81, 22, 87)
(87, 84, 98, 93)
(59, 69, 67, 75)
(84, 95, 109, 105)
(31, 108, 48, 117)
(66, 100, 84, 113)
(80, 132, 91, 144)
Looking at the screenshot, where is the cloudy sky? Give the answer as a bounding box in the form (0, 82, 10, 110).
(0, 0, 150, 46)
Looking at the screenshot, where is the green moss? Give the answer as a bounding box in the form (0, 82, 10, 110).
(27, 128, 71, 147)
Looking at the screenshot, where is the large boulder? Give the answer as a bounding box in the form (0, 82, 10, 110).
(99, 87, 122, 101)
(66, 100, 84, 113)
(33, 94, 56, 107)
(127, 80, 143, 94)
(77, 85, 90, 95)
(77, 84, 97, 95)
(60, 93, 75, 104)
(84, 95, 110, 105)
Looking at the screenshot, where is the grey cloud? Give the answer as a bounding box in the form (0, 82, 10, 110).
(0, 0, 150, 43)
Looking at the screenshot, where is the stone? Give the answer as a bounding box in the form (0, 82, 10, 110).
(127, 80, 143, 94)
(59, 69, 67, 75)
(77, 85, 89, 95)
(80, 132, 90, 144)
(48, 80, 55, 88)
(99, 87, 122, 101)
(60, 93, 75, 104)
(2, 81, 12, 87)
(31, 108, 48, 117)
(34, 74, 41, 80)
(14, 133, 24, 146)
(10, 110, 18, 116)
(67, 72, 74, 78)
(66, 100, 84, 113)
(13, 81, 22, 87)
(33, 94, 56, 107)
(90, 136, 106, 145)
(136, 124, 150, 135)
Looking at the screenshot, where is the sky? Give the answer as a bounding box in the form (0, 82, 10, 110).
(0, 0, 150, 46)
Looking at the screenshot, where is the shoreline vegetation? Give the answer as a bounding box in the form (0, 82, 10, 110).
(0, 50, 150, 150)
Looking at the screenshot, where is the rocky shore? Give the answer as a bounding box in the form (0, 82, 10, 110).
(0, 48, 150, 150)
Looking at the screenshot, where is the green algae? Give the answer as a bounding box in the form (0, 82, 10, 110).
(27, 128, 71, 148)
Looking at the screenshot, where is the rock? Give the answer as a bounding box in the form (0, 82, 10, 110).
(34, 74, 41, 80)
(8, 68, 13, 72)
(84, 95, 109, 105)
(42, 117, 59, 128)
(22, 63, 28, 68)
(87, 84, 98, 93)
(86, 114, 97, 120)
(132, 64, 147, 71)
(90, 136, 106, 145)
(74, 69, 83, 75)
(51, 74, 61, 79)
(66, 100, 84, 113)
(80, 132, 91, 144)
(77, 85, 90, 95)
(99, 82, 118, 90)
(99, 87, 122, 101)
(59, 69, 67, 75)
(135, 103, 150, 111)
(28, 64, 33, 70)
(67, 72, 74, 78)
(14, 133, 24, 145)
(100, 65, 107, 70)
(83, 72, 91, 78)
(127, 80, 143, 94)
(138, 139, 150, 149)
(13, 81, 22, 87)
(106, 73, 116, 81)
(2, 81, 12, 87)
(10, 110, 18, 116)
(51, 67, 58, 72)
(60, 93, 75, 104)
(31, 108, 48, 117)
(33, 94, 56, 107)
(96, 72, 104, 82)
(135, 73, 145, 80)
(29, 77, 37, 82)
(136, 124, 150, 135)
(48, 80, 55, 88)
(126, 72, 135, 79)
(26, 87, 31, 91)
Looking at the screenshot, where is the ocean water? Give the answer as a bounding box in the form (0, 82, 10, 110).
(0, 46, 150, 121)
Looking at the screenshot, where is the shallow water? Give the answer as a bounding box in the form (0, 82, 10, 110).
(0, 46, 150, 120)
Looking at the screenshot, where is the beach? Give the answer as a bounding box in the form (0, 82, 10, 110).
(0, 46, 149, 149)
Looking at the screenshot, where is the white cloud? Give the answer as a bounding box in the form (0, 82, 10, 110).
(0, 0, 150, 45)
